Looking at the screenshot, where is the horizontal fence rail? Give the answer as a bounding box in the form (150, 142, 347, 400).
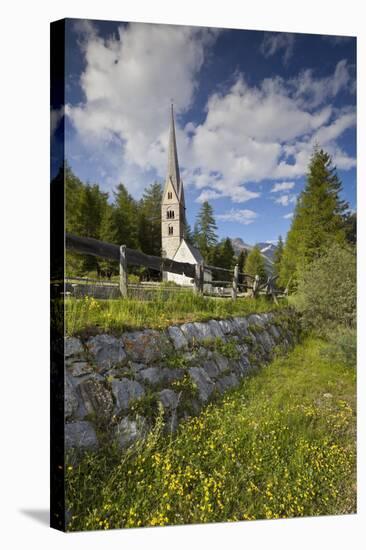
(65, 232, 281, 301)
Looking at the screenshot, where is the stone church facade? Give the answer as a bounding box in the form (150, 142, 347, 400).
(161, 105, 212, 289)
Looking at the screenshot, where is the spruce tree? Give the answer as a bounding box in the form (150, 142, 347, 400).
(237, 249, 248, 285)
(138, 182, 162, 255)
(280, 147, 348, 286)
(193, 201, 218, 261)
(273, 235, 284, 279)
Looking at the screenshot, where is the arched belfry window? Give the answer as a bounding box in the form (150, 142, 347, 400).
(167, 210, 175, 219)
(168, 226, 174, 235)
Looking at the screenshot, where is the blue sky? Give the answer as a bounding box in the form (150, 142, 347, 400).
(58, 19, 356, 245)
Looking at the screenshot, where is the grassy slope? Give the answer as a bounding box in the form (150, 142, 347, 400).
(66, 338, 356, 530)
(65, 294, 287, 336)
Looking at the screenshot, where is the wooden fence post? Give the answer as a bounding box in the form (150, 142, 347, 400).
(252, 274, 260, 298)
(119, 245, 128, 298)
(232, 264, 238, 300)
(194, 263, 204, 295)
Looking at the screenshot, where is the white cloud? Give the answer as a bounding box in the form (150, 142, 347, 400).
(260, 32, 295, 65)
(216, 208, 258, 225)
(67, 21, 218, 194)
(67, 23, 356, 203)
(195, 189, 222, 203)
(271, 181, 295, 193)
(290, 60, 353, 109)
(274, 194, 297, 207)
(283, 212, 294, 219)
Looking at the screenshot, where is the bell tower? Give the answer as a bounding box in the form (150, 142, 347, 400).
(161, 104, 186, 259)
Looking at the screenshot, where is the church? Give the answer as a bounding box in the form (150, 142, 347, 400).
(161, 105, 212, 289)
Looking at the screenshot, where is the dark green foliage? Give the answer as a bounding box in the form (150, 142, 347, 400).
(193, 201, 218, 261)
(321, 326, 356, 368)
(210, 237, 236, 280)
(343, 211, 357, 245)
(244, 245, 267, 279)
(280, 147, 348, 287)
(294, 243, 356, 331)
(273, 236, 283, 280)
(138, 182, 163, 256)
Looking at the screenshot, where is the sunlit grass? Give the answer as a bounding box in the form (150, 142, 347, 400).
(65, 293, 287, 335)
(66, 338, 356, 530)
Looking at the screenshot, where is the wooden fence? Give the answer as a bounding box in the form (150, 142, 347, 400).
(65, 233, 279, 301)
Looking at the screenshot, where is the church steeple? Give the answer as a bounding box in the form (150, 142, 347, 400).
(167, 103, 181, 194)
(161, 104, 186, 260)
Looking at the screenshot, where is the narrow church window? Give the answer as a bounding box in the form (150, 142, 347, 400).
(168, 226, 173, 235)
(168, 192, 172, 199)
(167, 210, 175, 219)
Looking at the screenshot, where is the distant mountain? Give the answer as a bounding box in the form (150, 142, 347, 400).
(230, 237, 277, 271)
(256, 242, 277, 261)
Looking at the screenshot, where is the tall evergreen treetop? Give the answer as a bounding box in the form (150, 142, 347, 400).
(193, 201, 218, 261)
(280, 147, 348, 286)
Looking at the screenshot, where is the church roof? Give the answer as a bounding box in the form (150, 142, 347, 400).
(165, 104, 181, 197)
(173, 239, 204, 264)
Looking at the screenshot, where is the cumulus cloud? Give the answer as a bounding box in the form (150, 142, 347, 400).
(271, 181, 295, 193)
(67, 22, 356, 203)
(260, 32, 295, 65)
(216, 208, 258, 225)
(274, 194, 297, 207)
(283, 212, 294, 219)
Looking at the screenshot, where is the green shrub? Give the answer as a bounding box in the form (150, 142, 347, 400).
(321, 326, 356, 368)
(293, 243, 356, 332)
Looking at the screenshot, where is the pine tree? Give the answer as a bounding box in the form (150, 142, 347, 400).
(193, 201, 218, 261)
(280, 147, 348, 286)
(138, 182, 162, 255)
(237, 249, 248, 285)
(110, 183, 138, 248)
(273, 235, 284, 279)
(245, 245, 266, 279)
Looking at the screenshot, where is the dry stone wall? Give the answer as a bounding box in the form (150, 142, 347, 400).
(65, 309, 300, 454)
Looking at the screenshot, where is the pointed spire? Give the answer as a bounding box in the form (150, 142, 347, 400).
(167, 103, 180, 193)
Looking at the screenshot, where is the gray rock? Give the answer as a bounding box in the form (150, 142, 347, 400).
(78, 378, 114, 421)
(247, 314, 266, 328)
(122, 330, 171, 363)
(268, 324, 281, 341)
(208, 320, 225, 339)
(65, 374, 80, 420)
(86, 334, 126, 372)
(158, 389, 179, 409)
(215, 372, 239, 393)
(114, 416, 146, 449)
(192, 322, 213, 342)
(218, 319, 234, 335)
(168, 326, 189, 350)
(213, 353, 230, 374)
(65, 421, 98, 450)
(258, 331, 274, 354)
(65, 337, 83, 358)
(111, 379, 145, 413)
(233, 317, 249, 335)
(202, 360, 220, 379)
(137, 366, 184, 386)
(137, 366, 162, 385)
(180, 323, 199, 345)
(129, 362, 146, 375)
(68, 361, 94, 377)
(189, 367, 215, 402)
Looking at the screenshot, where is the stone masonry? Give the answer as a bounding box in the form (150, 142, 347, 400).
(65, 309, 300, 454)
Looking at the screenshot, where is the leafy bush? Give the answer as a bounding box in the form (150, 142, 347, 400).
(293, 243, 356, 332)
(321, 326, 356, 368)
